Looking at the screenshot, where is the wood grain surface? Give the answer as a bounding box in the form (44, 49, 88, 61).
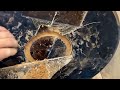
(93, 11, 120, 79)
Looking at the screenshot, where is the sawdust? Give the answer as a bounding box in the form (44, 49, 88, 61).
(23, 63, 49, 79)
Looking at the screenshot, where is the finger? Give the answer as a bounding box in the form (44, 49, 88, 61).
(0, 31, 14, 39)
(0, 38, 18, 48)
(0, 26, 9, 32)
(0, 48, 17, 61)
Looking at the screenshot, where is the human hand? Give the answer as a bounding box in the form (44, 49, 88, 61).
(0, 26, 18, 61)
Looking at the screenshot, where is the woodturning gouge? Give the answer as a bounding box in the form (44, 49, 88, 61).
(0, 55, 72, 79)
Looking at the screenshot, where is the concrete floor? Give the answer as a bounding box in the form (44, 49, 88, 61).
(93, 11, 120, 79)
